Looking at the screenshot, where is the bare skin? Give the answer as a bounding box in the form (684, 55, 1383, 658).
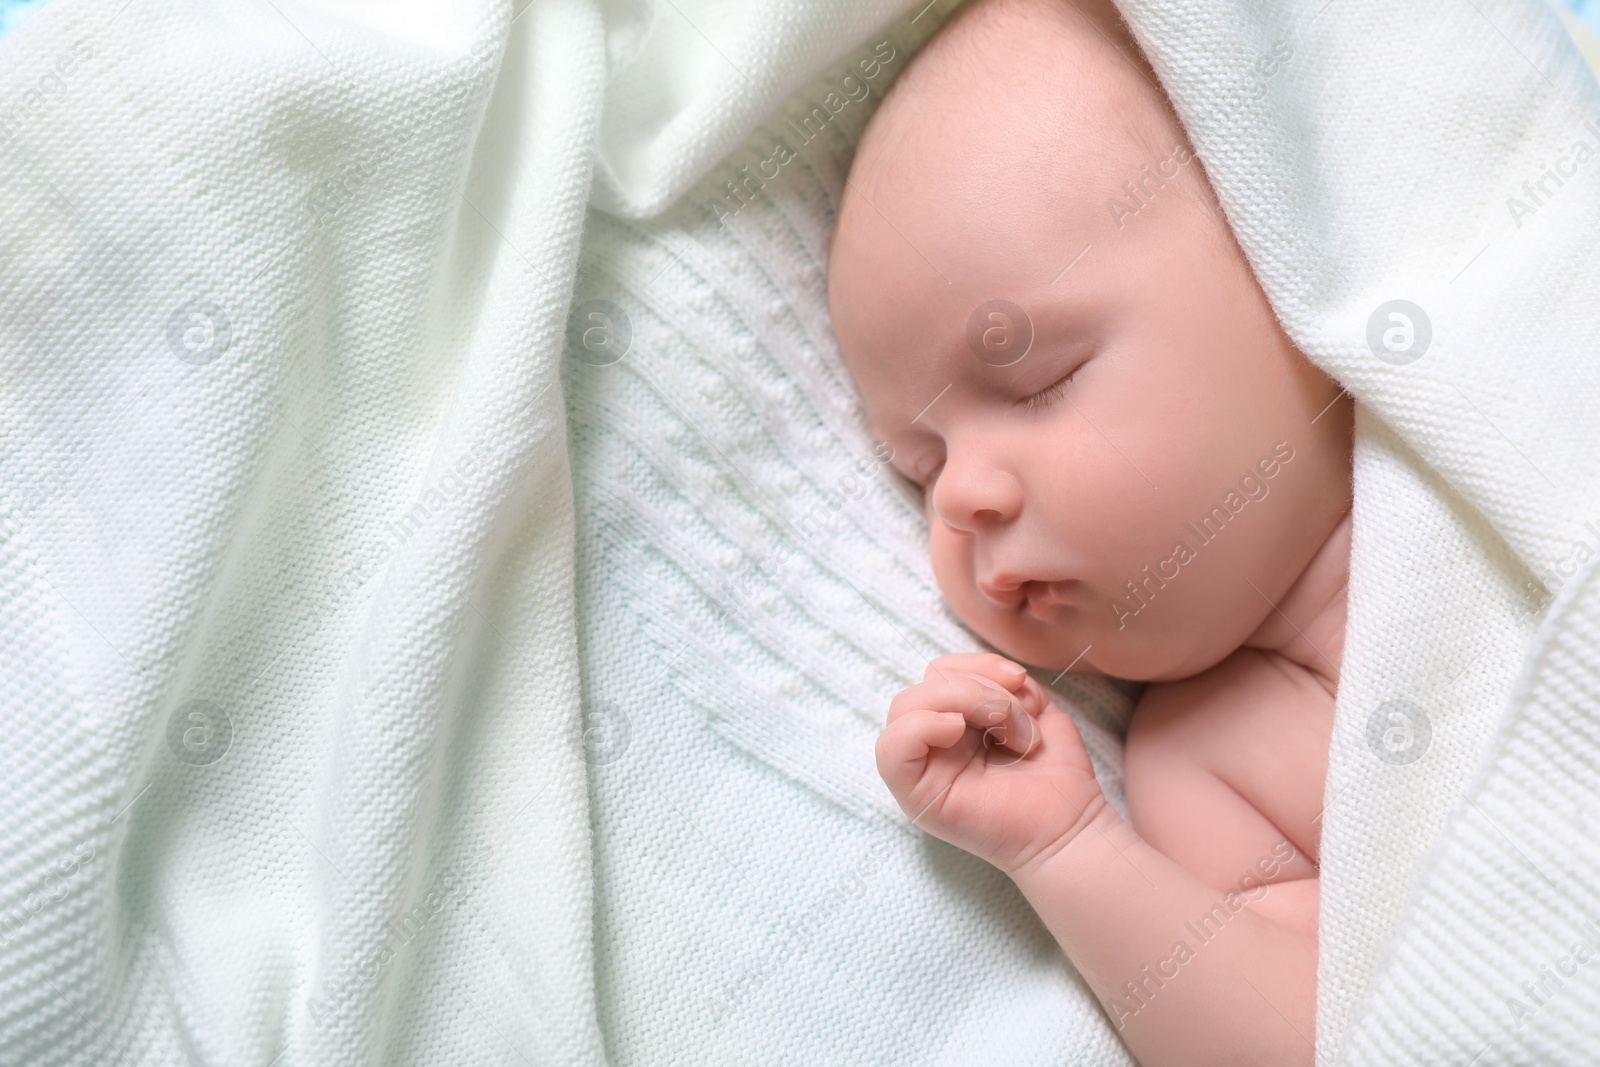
(826, 0, 1353, 1064)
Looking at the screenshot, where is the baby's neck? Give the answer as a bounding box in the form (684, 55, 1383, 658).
(1240, 510, 1352, 696)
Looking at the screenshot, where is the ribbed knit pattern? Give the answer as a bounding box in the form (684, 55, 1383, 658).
(565, 15, 1144, 1062)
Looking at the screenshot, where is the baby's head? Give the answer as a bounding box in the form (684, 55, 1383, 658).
(827, 0, 1352, 682)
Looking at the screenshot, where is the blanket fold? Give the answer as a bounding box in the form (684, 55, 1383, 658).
(1110, 1, 1600, 1061)
(3, 0, 1599, 1064)
(2, 0, 612, 1062)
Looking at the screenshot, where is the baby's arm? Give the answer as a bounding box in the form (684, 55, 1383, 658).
(1009, 801, 1315, 1067)
(876, 654, 1314, 1067)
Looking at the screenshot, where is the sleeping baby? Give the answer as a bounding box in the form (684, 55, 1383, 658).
(824, 0, 1354, 1063)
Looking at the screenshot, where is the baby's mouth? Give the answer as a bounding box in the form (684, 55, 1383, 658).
(1021, 579, 1078, 618)
(980, 576, 1078, 614)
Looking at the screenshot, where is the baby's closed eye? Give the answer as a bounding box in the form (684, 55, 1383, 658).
(1018, 369, 1078, 414)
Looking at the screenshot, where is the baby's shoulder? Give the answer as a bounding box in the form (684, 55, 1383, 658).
(1126, 646, 1335, 871)
(1127, 645, 1334, 759)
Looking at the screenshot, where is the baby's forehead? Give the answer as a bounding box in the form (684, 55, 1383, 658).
(831, 5, 1180, 252)
(826, 0, 1219, 412)
(887, 0, 1133, 98)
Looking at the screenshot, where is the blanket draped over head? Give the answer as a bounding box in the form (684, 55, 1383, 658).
(1, 0, 1597, 1063)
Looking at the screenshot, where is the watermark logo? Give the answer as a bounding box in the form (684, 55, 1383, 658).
(166, 699, 233, 766)
(567, 299, 632, 367)
(166, 299, 232, 365)
(976, 692, 1037, 768)
(965, 299, 1033, 367)
(1365, 300, 1431, 366)
(1108, 837, 1301, 1030)
(1505, 119, 1600, 230)
(576, 699, 632, 765)
(308, 843, 492, 1027)
(0, 842, 95, 947)
(0, 38, 95, 149)
(1365, 698, 1431, 765)
(711, 40, 900, 228)
(1110, 442, 1296, 630)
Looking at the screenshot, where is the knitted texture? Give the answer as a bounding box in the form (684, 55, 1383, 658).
(0, 0, 610, 1063)
(571, 0, 1600, 1062)
(1110, 1, 1600, 1063)
(6, 0, 1600, 1064)
(564, 14, 1143, 1064)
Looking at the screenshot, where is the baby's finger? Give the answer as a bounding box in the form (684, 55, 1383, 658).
(1024, 698, 1099, 778)
(888, 673, 1013, 725)
(924, 652, 1029, 693)
(972, 695, 1040, 758)
(1011, 672, 1054, 719)
(943, 672, 1041, 756)
(875, 708, 970, 793)
(888, 676, 1037, 757)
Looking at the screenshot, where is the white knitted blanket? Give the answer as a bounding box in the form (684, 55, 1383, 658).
(1110, 3, 1600, 1063)
(3, 0, 1598, 1064)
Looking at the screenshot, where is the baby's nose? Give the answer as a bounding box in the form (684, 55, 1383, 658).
(929, 455, 1022, 531)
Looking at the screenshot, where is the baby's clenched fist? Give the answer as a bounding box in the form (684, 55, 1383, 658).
(875, 652, 1109, 876)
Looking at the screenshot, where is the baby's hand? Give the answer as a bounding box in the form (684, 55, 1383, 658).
(876, 653, 1107, 875)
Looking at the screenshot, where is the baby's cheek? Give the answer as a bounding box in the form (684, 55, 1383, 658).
(925, 524, 961, 601)
(927, 528, 1005, 642)
(927, 528, 978, 619)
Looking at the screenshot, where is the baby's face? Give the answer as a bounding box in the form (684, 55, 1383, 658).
(827, 1, 1352, 682)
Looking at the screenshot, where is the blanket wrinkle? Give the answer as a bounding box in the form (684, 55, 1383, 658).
(1, 0, 613, 1062)
(1112, 2, 1600, 1062)
(5, 0, 1600, 1064)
